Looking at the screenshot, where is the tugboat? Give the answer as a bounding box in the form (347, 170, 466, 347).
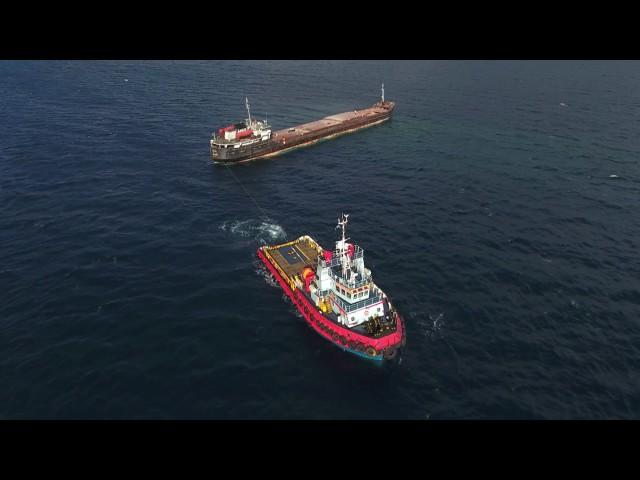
(257, 214, 405, 361)
(211, 84, 395, 164)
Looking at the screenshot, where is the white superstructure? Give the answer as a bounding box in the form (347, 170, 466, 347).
(211, 96, 272, 149)
(310, 213, 390, 328)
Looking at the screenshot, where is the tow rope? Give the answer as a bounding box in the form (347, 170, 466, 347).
(222, 163, 272, 222)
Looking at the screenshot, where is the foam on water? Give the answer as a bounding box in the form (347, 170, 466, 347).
(410, 310, 446, 340)
(219, 218, 287, 244)
(254, 260, 278, 288)
(431, 312, 445, 332)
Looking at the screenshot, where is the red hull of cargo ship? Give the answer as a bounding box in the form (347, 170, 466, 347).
(257, 247, 405, 361)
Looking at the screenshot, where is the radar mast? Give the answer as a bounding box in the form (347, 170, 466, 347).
(336, 213, 351, 278)
(245, 97, 252, 127)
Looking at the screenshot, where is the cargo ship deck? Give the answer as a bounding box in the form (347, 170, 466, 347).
(271, 103, 393, 144)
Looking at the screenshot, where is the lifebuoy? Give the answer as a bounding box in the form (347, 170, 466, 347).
(366, 346, 377, 357)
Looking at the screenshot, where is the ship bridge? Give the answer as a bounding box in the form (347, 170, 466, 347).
(211, 97, 272, 145)
(328, 263, 370, 289)
(320, 244, 363, 268)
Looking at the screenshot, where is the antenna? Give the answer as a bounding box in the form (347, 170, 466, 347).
(381, 83, 385, 103)
(337, 212, 349, 244)
(245, 97, 252, 126)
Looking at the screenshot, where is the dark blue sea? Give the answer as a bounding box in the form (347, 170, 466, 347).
(2, 61, 640, 419)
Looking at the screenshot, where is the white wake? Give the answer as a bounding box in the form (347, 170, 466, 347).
(219, 218, 287, 244)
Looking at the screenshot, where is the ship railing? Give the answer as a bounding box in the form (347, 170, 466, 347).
(263, 249, 296, 292)
(320, 246, 364, 268)
(211, 136, 260, 146)
(326, 268, 371, 289)
(331, 291, 383, 314)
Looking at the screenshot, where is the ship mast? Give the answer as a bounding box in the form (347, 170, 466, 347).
(336, 213, 350, 278)
(245, 96, 252, 127)
(381, 83, 385, 103)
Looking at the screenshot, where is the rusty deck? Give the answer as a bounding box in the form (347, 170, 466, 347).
(272, 105, 392, 144)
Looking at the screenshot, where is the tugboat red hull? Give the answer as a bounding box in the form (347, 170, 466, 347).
(257, 247, 405, 361)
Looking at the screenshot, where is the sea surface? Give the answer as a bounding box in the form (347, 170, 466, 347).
(2, 60, 640, 419)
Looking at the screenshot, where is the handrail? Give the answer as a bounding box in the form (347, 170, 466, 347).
(321, 246, 364, 268)
(327, 268, 371, 290)
(331, 291, 382, 313)
(263, 249, 296, 291)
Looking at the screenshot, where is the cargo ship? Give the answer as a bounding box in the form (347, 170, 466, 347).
(211, 85, 394, 163)
(257, 214, 405, 361)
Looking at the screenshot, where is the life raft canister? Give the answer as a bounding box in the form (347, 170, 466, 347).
(302, 267, 315, 292)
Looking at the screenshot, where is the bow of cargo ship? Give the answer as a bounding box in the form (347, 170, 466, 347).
(257, 214, 405, 361)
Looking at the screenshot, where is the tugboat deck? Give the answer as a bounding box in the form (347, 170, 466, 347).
(267, 237, 320, 280)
